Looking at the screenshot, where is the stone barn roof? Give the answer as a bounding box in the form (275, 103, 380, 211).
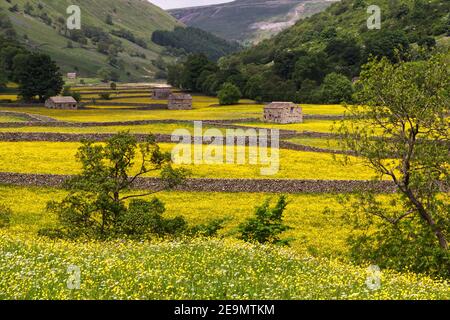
(265, 102, 297, 109)
(48, 96, 77, 103)
(169, 94, 192, 100)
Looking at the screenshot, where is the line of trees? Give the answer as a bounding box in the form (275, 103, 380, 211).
(152, 26, 241, 62)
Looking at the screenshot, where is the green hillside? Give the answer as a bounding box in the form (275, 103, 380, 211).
(0, 0, 182, 81)
(169, 0, 335, 44)
(170, 0, 449, 103)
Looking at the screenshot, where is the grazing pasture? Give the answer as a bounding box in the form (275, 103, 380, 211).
(0, 88, 447, 300)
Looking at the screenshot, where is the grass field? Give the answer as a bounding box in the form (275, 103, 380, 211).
(1, 232, 448, 300)
(0, 105, 262, 122)
(0, 185, 353, 256)
(0, 141, 378, 180)
(0, 95, 346, 123)
(0, 94, 19, 101)
(0, 115, 26, 122)
(0, 184, 448, 300)
(238, 120, 338, 133)
(286, 137, 342, 150)
(1, 96, 446, 300)
(0, 123, 222, 135)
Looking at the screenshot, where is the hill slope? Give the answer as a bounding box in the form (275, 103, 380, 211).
(169, 0, 449, 104)
(169, 0, 336, 44)
(0, 0, 181, 81)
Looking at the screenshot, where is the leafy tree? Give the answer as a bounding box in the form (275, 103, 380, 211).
(238, 196, 292, 246)
(62, 86, 81, 102)
(14, 53, 63, 101)
(336, 54, 449, 276)
(364, 30, 410, 62)
(292, 52, 329, 84)
(181, 54, 213, 91)
(105, 14, 113, 25)
(218, 82, 241, 105)
(320, 73, 354, 104)
(45, 132, 189, 239)
(97, 67, 119, 82)
(0, 66, 7, 88)
(244, 75, 264, 102)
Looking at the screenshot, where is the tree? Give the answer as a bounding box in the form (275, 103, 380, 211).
(45, 132, 190, 239)
(336, 54, 449, 276)
(364, 30, 410, 62)
(0, 66, 7, 88)
(320, 73, 354, 104)
(62, 86, 81, 102)
(218, 82, 241, 105)
(181, 54, 213, 91)
(97, 67, 118, 82)
(105, 14, 113, 25)
(14, 53, 63, 101)
(238, 196, 292, 246)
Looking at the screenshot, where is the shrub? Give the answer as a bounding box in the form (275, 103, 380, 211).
(0, 204, 12, 228)
(99, 92, 111, 100)
(119, 198, 187, 237)
(218, 82, 241, 105)
(238, 195, 292, 246)
(320, 72, 354, 103)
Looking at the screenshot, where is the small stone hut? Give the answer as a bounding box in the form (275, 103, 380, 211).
(168, 93, 193, 110)
(67, 72, 77, 79)
(45, 96, 78, 110)
(152, 87, 172, 100)
(263, 102, 303, 124)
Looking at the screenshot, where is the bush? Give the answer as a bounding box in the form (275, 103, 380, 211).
(348, 215, 450, 278)
(320, 72, 354, 103)
(0, 204, 12, 228)
(99, 92, 111, 100)
(119, 198, 187, 237)
(218, 82, 241, 105)
(61, 86, 81, 102)
(238, 195, 292, 246)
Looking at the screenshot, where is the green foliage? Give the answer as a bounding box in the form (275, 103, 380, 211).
(180, 54, 217, 92)
(363, 30, 410, 62)
(218, 82, 241, 105)
(61, 86, 81, 102)
(320, 73, 354, 104)
(238, 196, 292, 246)
(152, 26, 240, 61)
(340, 192, 450, 278)
(99, 92, 111, 100)
(336, 53, 450, 277)
(97, 67, 119, 82)
(171, 0, 448, 104)
(119, 198, 187, 237)
(0, 204, 12, 228)
(0, 66, 6, 88)
(43, 132, 190, 239)
(13, 53, 64, 101)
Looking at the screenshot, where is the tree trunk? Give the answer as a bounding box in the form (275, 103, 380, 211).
(405, 188, 448, 250)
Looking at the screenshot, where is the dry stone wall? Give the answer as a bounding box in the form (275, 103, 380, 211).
(0, 172, 401, 193)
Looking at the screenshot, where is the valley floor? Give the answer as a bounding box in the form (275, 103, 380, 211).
(0, 86, 448, 299)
